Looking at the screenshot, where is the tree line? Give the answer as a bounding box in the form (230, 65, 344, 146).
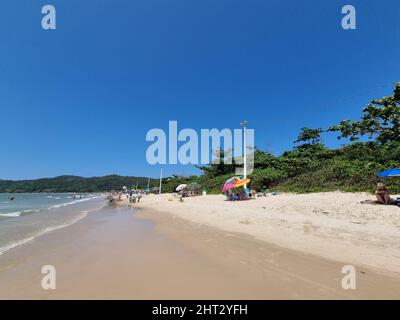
(0, 175, 159, 193)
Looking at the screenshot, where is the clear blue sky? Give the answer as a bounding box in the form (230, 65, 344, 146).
(0, 0, 399, 180)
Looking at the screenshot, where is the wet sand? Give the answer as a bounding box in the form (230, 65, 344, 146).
(133, 193, 400, 274)
(137, 208, 400, 299)
(0, 204, 399, 299)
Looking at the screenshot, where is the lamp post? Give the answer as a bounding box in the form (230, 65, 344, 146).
(240, 120, 248, 189)
(159, 167, 163, 195)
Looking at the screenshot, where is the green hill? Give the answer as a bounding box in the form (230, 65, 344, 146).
(0, 175, 159, 193)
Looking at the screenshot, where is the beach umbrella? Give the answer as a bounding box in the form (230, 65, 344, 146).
(176, 184, 188, 192)
(225, 176, 242, 184)
(222, 176, 242, 192)
(222, 183, 236, 192)
(377, 168, 400, 177)
(234, 178, 251, 188)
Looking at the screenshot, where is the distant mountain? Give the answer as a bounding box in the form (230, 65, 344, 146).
(0, 175, 159, 193)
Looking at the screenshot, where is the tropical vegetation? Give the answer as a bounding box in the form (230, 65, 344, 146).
(162, 83, 400, 194)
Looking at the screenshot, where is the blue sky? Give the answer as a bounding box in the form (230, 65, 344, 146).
(0, 0, 399, 180)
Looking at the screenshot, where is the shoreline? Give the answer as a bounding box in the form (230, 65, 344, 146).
(0, 195, 105, 256)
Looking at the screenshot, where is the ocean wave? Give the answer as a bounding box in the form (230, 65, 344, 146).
(48, 195, 102, 209)
(0, 195, 102, 219)
(0, 209, 40, 218)
(0, 211, 22, 217)
(0, 211, 89, 256)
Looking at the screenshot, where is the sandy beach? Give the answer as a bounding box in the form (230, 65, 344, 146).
(135, 193, 400, 275)
(0, 192, 399, 299)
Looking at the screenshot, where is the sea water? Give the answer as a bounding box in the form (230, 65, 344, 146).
(0, 193, 105, 255)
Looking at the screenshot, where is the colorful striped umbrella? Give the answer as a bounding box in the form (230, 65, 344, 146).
(225, 176, 242, 184)
(234, 178, 251, 188)
(222, 183, 236, 192)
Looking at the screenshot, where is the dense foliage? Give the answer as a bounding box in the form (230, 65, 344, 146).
(0, 175, 159, 193)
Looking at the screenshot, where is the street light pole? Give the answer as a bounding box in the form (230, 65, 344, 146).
(159, 167, 163, 195)
(241, 121, 248, 189)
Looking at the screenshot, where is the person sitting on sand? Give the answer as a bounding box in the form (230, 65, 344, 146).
(375, 183, 392, 205)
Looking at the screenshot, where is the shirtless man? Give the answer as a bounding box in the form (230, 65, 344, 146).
(375, 183, 392, 204)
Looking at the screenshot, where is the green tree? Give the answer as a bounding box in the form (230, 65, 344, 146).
(329, 82, 400, 144)
(294, 127, 323, 146)
(196, 148, 237, 178)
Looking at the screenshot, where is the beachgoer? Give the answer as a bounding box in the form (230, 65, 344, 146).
(231, 192, 238, 201)
(227, 189, 234, 201)
(375, 183, 392, 204)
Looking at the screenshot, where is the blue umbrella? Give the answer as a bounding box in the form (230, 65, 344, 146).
(377, 168, 400, 177)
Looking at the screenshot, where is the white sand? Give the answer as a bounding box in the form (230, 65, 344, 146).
(135, 192, 400, 275)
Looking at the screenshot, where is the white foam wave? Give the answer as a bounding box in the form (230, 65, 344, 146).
(0, 211, 89, 256)
(0, 211, 22, 217)
(48, 196, 102, 210)
(0, 196, 102, 218)
(0, 209, 40, 218)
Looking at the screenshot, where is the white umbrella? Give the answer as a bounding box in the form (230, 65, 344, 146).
(176, 184, 188, 192)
